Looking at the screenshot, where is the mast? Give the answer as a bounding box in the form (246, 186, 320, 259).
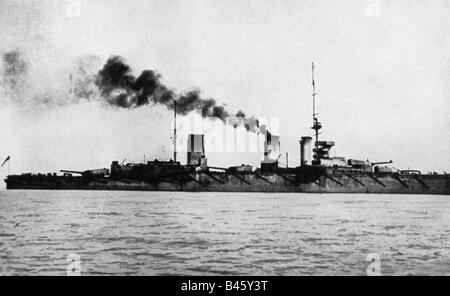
(311, 62, 322, 146)
(311, 62, 324, 165)
(312, 63, 316, 127)
(173, 100, 177, 162)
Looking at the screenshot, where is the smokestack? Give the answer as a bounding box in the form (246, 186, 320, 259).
(300, 137, 312, 166)
(187, 134, 205, 166)
(262, 131, 280, 164)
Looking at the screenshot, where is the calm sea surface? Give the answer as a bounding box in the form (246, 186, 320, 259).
(0, 190, 449, 276)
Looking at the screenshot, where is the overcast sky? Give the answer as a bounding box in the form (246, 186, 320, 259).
(0, 0, 449, 183)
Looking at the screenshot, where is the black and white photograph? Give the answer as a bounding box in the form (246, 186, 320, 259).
(0, 0, 449, 281)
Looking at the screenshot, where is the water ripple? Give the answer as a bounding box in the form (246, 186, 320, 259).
(0, 191, 449, 275)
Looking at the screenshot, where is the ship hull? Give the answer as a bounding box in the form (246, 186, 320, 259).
(5, 172, 450, 195)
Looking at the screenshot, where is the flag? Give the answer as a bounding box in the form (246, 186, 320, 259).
(1, 155, 10, 167)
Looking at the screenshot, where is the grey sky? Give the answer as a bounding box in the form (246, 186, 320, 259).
(0, 0, 449, 182)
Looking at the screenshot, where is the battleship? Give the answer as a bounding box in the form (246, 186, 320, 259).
(4, 64, 450, 194)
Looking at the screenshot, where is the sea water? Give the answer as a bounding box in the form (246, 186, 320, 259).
(0, 191, 449, 275)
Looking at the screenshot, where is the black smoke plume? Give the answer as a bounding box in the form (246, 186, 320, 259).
(0, 50, 267, 134)
(95, 56, 263, 132)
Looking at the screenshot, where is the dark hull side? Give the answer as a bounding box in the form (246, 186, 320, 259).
(5, 172, 450, 195)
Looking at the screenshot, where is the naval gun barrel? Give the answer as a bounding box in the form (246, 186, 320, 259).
(60, 168, 109, 177)
(60, 170, 84, 175)
(371, 160, 393, 166)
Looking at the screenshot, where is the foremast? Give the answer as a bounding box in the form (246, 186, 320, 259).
(310, 63, 333, 165)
